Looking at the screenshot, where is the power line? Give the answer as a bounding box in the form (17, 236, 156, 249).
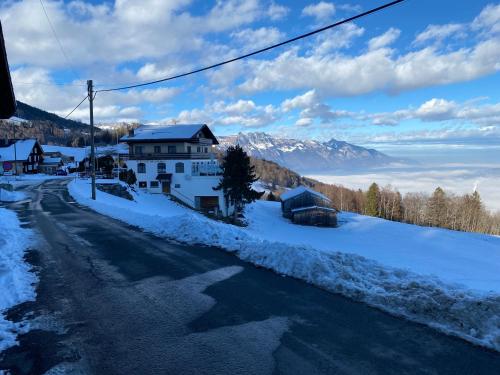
(39, 0, 80, 81)
(64, 95, 88, 119)
(96, 0, 405, 93)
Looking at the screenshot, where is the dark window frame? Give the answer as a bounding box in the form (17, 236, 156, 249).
(175, 162, 184, 174)
(157, 162, 166, 173)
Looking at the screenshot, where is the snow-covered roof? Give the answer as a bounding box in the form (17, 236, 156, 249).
(121, 124, 218, 144)
(291, 205, 337, 213)
(42, 157, 62, 165)
(43, 145, 87, 162)
(0, 139, 40, 161)
(280, 186, 331, 202)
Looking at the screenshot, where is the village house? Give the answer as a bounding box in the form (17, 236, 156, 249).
(38, 156, 63, 175)
(281, 186, 338, 227)
(0, 138, 43, 175)
(120, 124, 234, 217)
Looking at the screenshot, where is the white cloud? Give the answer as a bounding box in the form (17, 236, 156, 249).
(231, 27, 285, 50)
(281, 89, 352, 125)
(365, 98, 500, 127)
(414, 24, 465, 45)
(267, 2, 289, 20)
(176, 99, 280, 129)
(302, 2, 335, 21)
(368, 28, 401, 50)
(239, 33, 500, 96)
(313, 24, 364, 54)
(472, 3, 500, 34)
(0, 0, 278, 69)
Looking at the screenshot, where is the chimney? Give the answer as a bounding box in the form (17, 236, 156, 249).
(128, 129, 134, 137)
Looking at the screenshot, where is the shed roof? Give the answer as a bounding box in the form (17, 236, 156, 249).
(121, 124, 218, 144)
(0, 139, 41, 161)
(280, 186, 331, 202)
(42, 145, 87, 162)
(291, 205, 337, 213)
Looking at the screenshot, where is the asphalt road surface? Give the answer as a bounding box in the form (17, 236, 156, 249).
(1, 179, 499, 374)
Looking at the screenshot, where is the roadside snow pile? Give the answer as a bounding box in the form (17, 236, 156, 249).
(68, 179, 500, 351)
(0, 208, 37, 352)
(0, 189, 26, 202)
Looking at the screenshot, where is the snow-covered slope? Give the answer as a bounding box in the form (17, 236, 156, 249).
(218, 132, 398, 172)
(68, 179, 500, 351)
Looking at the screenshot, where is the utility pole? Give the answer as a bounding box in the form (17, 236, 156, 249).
(12, 122, 17, 175)
(88, 79, 96, 200)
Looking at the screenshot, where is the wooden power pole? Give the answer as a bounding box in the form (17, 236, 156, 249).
(87, 79, 96, 200)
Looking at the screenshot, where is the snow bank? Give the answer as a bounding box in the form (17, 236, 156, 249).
(0, 208, 37, 352)
(68, 179, 500, 351)
(0, 189, 26, 202)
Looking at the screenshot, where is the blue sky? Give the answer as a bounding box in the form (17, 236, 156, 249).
(2, 0, 500, 154)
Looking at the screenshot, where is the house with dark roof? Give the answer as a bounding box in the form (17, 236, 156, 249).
(0, 139, 43, 175)
(280, 186, 338, 227)
(121, 124, 233, 216)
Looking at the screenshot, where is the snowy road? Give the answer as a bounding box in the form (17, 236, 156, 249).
(1, 179, 499, 374)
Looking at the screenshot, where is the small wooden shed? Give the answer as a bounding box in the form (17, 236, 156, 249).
(291, 206, 338, 227)
(280, 186, 337, 227)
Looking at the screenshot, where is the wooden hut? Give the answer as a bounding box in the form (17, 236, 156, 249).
(291, 206, 338, 227)
(280, 186, 337, 227)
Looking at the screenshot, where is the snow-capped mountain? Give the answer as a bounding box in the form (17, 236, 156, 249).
(218, 132, 398, 172)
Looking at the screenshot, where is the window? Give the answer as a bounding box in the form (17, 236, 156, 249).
(138, 181, 147, 188)
(204, 147, 208, 153)
(174, 184, 181, 188)
(150, 181, 159, 188)
(187, 145, 191, 153)
(175, 162, 184, 173)
(154, 146, 161, 153)
(168, 145, 176, 153)
(135, 146, 143, 155)
(197, 146, 201, 153)
(157, 162, 166, 173)
(137, 163, 146, 173)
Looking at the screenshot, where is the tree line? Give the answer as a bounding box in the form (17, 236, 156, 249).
(312, 182, 500, 235)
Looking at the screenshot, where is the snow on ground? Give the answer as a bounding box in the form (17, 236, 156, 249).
(68, 179, 500, 351)
(0, 175, 71, 188)
(0, 189, 26, 202)
(0, 207, 37, 352)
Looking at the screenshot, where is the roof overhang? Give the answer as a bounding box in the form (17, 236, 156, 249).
(156, 173, 172, 181)
(0, 21, 16, 119)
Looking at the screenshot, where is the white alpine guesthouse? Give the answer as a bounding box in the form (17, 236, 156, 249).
(121, 124, 234, 217)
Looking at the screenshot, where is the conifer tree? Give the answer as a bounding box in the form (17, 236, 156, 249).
(365, 182, 380, 217)
(214, 145, 263, 220)
(427, 187, 447, 226)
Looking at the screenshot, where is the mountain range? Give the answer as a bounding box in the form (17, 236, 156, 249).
(218, 132, 398, 173)
(2, 102, 400, 172)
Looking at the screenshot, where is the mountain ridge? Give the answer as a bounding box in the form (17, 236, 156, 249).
(218, 132, 399, 173)
(15, 101, 89, 130)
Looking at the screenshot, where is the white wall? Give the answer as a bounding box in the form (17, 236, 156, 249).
(128, 159, 234, 216)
